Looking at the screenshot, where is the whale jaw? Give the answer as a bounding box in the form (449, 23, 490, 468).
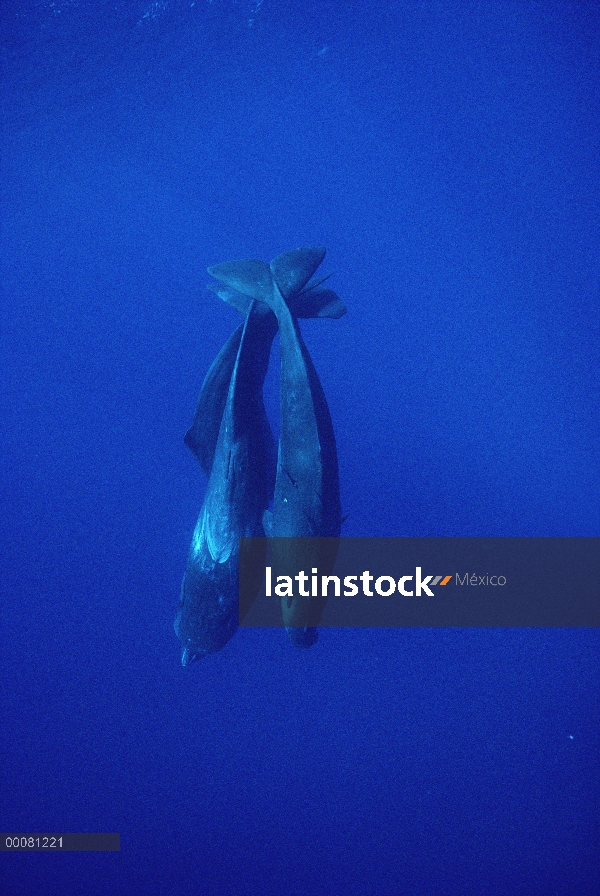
(180, 644, 204, 667)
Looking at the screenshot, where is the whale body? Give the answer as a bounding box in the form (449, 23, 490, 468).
(176, 248, 345, 663)
(208, 248, 343, 647)
(174, 306, 277, 665)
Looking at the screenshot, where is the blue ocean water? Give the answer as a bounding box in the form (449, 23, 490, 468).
(1, 1, 599, 893)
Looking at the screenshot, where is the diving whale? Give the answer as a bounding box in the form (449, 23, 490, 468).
(208, 248, 343, 647)
(175, 304, 277, 665)
(175, 252, 345, 664)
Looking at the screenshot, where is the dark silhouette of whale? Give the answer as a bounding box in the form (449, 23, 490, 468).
(175, 304, 277, 665)
(208, 248, 343, 648)
(175, 249, 344, 664)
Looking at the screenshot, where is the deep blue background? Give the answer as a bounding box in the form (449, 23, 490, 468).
(1, 1, 599, 893)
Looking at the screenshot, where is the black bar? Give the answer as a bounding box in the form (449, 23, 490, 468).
(240, 537, 600, 627)
(1, 834, 120, 852)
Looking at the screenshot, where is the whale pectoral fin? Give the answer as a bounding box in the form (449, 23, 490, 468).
(208, 259, 273, 300)
(270, 247, 326, 299)
(262, 509, 274, 537)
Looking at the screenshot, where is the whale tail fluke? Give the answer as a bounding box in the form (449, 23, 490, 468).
(208, 281, 346, 320)
(207, 258, 273, 300)
(270, 247, 326, 298)
(208, 247, 346, 319)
